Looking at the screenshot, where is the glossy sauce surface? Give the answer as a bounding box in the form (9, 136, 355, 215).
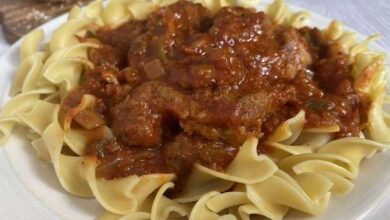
(62, 2, 365, 187)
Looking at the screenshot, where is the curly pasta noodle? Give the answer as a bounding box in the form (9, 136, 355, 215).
(0, 0, 389, 219)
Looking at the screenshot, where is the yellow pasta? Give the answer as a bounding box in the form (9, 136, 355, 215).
(150, 182, 190, 220)
(174, 137, 277, 203)
(0, 87, 55, 144)
(0, 0, 390, 220)
(266, 0, 310, 28)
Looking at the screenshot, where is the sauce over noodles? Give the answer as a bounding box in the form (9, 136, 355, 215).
(61, 1, 366, 192)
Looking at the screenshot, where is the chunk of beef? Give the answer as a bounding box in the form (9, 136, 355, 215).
(181, 90, 284, 145)
(162, 133, 238, 175)
(110, 81, 190, 147)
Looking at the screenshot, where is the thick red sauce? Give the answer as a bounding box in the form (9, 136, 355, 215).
(62, 2, 365, 186)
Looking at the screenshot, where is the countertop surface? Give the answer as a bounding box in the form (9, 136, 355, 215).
(1, 0, 390, 219)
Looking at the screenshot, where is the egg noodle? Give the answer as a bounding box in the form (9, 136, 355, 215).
(1, 0, 390, 219)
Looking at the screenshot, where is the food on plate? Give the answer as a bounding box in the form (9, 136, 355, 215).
(0, 0, 389, 219)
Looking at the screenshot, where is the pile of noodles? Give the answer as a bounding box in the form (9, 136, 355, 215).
(0, 0, 389, 219)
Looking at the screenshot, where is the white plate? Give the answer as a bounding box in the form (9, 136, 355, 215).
(1, 1, 390, 219)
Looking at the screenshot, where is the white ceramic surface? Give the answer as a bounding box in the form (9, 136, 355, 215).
(1, 1, 390, 219)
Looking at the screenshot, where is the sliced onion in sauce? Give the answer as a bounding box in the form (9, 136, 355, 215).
(144, 59, 165, 80)
(74, 110, 106, 130)
(96, 157, 123, 179)
(63, 94, 96, 132)
(305, 99, 336, 111)
(102, 71, 119, 85)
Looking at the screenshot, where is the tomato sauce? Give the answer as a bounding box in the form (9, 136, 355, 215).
(62, 2, 366, 188)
